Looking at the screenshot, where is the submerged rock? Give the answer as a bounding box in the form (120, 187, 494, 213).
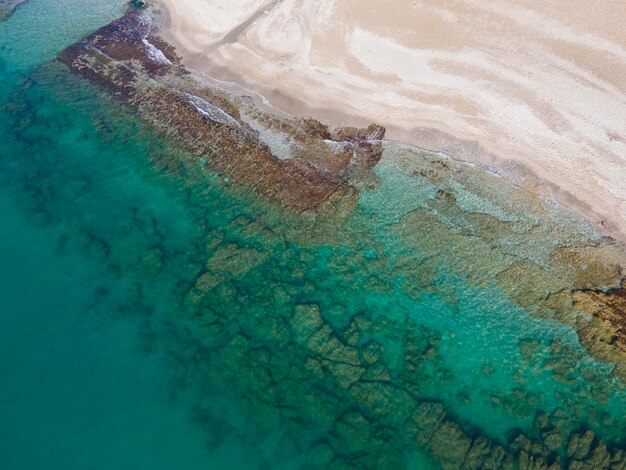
(566, 430, 596, 460)
(573, 280, 626, 350)
(435, 188, 457, 203)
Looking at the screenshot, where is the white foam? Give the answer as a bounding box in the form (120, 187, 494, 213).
(185, 93, 241, 128)
(142, 39, 172, 65)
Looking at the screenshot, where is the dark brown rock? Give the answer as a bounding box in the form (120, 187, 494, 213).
(58, 10, 385, 215)
(298, 117, 331, 140)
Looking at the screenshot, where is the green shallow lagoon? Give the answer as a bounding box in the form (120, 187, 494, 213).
(2, 2, 626, 469)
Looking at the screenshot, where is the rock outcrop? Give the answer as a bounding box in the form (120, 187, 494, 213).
(573, 279, 626, 356)
(57, 10, 384, 214)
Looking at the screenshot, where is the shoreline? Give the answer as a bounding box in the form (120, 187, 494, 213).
(184, 64, 624, 247)
(171, 60, 626, 246)
(154, 0, 626, 243)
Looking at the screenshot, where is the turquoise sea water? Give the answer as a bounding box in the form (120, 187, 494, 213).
(1, 2, 626, 469)
(0, 2, 257, 467)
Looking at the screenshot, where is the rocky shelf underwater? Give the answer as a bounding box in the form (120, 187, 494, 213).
(2, 4, 626, 470)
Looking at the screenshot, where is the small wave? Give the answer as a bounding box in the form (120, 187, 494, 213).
(141, 39, 172, 65)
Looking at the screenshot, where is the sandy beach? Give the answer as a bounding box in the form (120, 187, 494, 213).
(156, 0, 626, 239)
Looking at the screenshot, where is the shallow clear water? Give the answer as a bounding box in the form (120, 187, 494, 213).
(1, 2, 626, 469)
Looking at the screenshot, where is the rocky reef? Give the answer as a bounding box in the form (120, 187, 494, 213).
(58, 10, 384, 215)
(45, 8, 626, 469)
(376, 144, 626, 379)
(0, 0, 27, 21)
(573, 281, 626, 358)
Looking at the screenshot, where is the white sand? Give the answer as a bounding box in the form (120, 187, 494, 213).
(157, 0, 626, 239)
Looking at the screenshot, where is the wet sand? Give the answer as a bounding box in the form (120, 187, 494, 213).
(156, 0, 626, 241)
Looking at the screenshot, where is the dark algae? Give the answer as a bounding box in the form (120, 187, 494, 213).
(2, 3, 626, 469)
